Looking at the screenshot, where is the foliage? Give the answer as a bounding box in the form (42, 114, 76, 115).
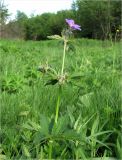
(0, 0, 10, 38)
(74, 0, 121, 39)
(0, 39, 121, 159)
(2, 0, 121, 40)
(0, 0, 9, 25)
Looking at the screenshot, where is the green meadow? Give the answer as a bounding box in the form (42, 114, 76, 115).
(0, 39, 121, 159)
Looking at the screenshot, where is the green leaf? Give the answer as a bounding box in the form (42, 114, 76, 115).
(22, 144, 31, 158)
(66, 42, 76, 53)
(62, 130, 81, 142)
(77, 113, 96, 132)
(52, 116, 69, 135)
(40, 115, 49, 135)
(0, 154, 6, 160)
(74, 114, 81, 130)
(91, 116, 99, 135)
(117, 137, 122, 158)
(45, 79, 58, 86)
(47, 35, 63, 40)
(71, 75, 83, 80)
(19, 111, 30, 116)
(91, 131, 112, 137)
(22, 120, 41, 131)
(79, 92, 94, 107)
(95, 139, 110, 150)
(22, 123, 35, 131)
(67, 106, 75, 126)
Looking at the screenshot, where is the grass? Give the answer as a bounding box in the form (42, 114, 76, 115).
(0, 38, 121, 159)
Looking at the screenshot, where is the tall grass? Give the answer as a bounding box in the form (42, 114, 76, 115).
(0, 38, 121, 159)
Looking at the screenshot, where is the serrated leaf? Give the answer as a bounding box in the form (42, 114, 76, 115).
(52, 116, 69, 135)
(22, 123, 34, 131)
(22, 121, 41, 131)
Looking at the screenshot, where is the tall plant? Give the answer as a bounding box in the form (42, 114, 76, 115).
(38, 19, 81, 124)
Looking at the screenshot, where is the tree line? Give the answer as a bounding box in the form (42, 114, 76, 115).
(0, 0, 121, 40)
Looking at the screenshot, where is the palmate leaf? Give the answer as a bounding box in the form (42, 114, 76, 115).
(52, 116, 69, 135)
(47, 35, 63, 40)
(22, 120, 41, 131)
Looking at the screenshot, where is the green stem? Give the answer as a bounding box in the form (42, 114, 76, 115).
(55, 86, 61, 124)
(61, 40, 67, 75)
(76, 150, 79, 160)
(54, 38, 67, 124)
(48, 140, 53, 159)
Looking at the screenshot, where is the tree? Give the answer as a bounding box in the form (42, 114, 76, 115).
(0, 0, 9, 25)
(0, 0, 10, 38)
(24, 10, 74, 40)
(14, 10, 28, 38)
(73, 0, 121, 39)
(16, 10, 28, 22)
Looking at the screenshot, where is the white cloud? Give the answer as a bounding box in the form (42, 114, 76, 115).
(4, 0, 74, 20)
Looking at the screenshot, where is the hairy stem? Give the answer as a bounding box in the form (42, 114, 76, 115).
(61, 40, 67, 75)
(55, 86, 61, 124)
(54, 39, 67, 124)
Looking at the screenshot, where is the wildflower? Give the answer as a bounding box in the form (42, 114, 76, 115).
(116, 29, 119, 32)
(65, 19, 81, 31)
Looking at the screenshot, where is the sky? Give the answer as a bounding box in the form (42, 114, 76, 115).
(4, 0, 74, 20)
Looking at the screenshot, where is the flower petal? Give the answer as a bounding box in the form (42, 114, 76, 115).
(65, 19, 81, 31)
(72, 24, 81, 30)
(65, 19, 74, 27)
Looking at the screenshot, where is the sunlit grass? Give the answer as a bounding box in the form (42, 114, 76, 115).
(0, 38, 121, 159)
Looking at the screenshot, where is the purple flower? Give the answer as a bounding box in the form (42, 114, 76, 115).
(65, 19, 81, 31)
